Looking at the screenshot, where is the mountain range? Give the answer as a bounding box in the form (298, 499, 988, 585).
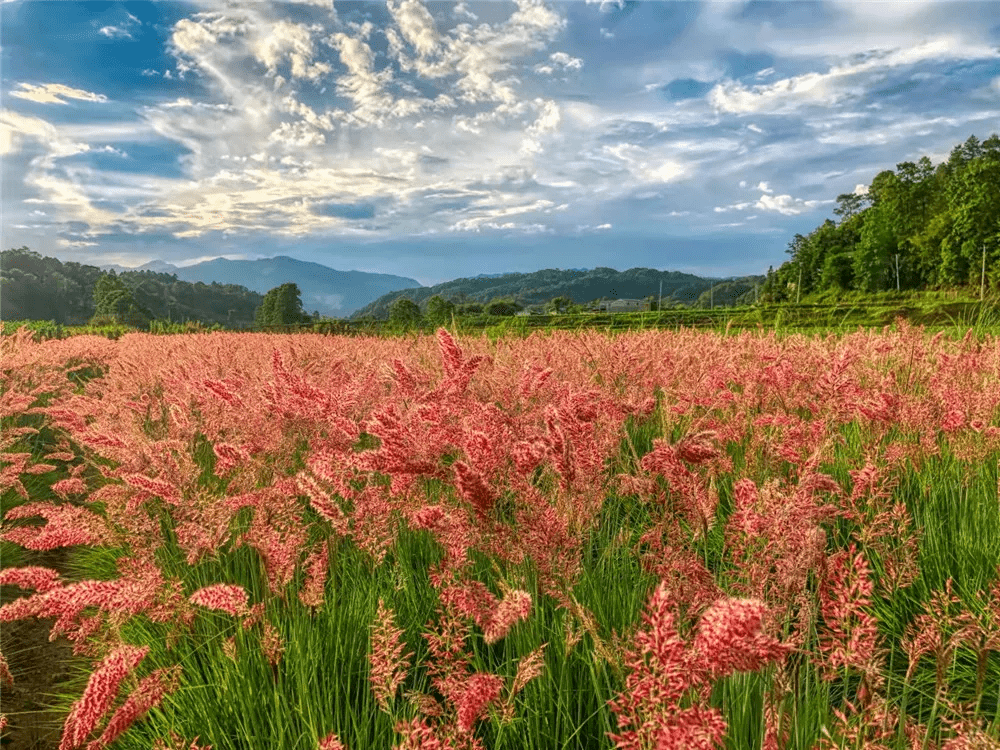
(351, 267, 740, 319)
(101, 256, 421, 318)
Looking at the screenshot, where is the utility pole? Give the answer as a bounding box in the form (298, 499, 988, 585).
(895, 253, 900, 292)
(982, 244, 987, 301)
(710, 284, 714, 310)
(796, 267, 802, 305)
(658, 280, 662, 312)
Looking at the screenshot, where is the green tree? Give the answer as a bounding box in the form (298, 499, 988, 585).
(389, 297, 422, 327)
(425, 295, 456, 325)
(853, 202, 897, 292)
(547, 296, 572, 314)
(92, 272, 152, 327)
(485, 299, 520, 316)
(255, 283, 309, 326)
(833, 192, 868, 222)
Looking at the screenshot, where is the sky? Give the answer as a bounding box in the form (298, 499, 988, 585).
(1, 1, 999, 286)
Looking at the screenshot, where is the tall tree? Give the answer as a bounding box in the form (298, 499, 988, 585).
(92, 272, 153, 326)
(389, 297, 422, 327)
(255, 283, 309, 326)
(425, 295, 456, 325)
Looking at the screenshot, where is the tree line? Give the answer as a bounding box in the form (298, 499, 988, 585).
(761, 133, 1000, 302)
(1, 247, 262, 327)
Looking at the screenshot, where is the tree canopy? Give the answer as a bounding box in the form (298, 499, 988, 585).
(255, 283, 312, 326)
(762, 133, 1000, 301)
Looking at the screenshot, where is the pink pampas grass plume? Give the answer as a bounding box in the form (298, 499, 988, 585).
(59, 644, 149, 750)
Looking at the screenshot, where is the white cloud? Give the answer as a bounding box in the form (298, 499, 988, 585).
(387, 0, 440, 58)
(9, 83, 109, 105)
(0, 110, 89, 158)
(57, 239, 99, 248)
(254, 21, 331, 81)
(755, 194, 830, 216)
(709, 38, 1000, 115)
(549, 51, 583, 70)
(99, 25, 133, 39)
(756, 181, 773, 194)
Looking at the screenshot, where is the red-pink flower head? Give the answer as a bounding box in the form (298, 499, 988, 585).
(693, 598, 789, 679)
(392, 718, 444, 750)
(86, 666, 181, 750)
(483, 590, 532, 645)
(189, 584, 249, 618)
(60, 644, 149, 750)
(369, 599, 412, 711)
(455, 673, 504, 732)
(317, 733, 346, 750)
(453, 461, 495, 519)
(0, 565, 62, 593)
(437, 328, 464, 380)
(299, 544, 330, 611)
(1, 502, 110, 550)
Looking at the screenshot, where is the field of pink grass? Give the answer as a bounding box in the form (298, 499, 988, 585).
(1, 323, 999, 750)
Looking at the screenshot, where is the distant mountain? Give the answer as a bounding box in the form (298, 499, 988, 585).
(470, 267, 589, 279)
(351, 267, 724, 319)
(103, 256, 421, 317)
(100, 259, 179, 275)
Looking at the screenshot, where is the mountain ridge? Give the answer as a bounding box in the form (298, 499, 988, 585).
(351, 266, 747, 319)
(99, 256, 421, 317)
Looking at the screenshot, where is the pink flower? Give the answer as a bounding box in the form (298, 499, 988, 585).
(189, 584, 249, 618)
(317, 733, 346, 750)
(1, 502, 110, 550)
(508, 643, 547, 698)
(816, 544, 880, 681)
(86, 666, 181, 749)
(693, 598, 789, 679)
(0, 565, 61, 593)
(455, 673, 504, 732)
(369, 600, 412, 711)
(212, 442, 249, 476)
(52, 477, 89, 497)
(453, 461, 495, 519)
(260, 620, 284, 668)
(392, 718, 444, 750)
(482, 590, 532, 645)
(298, 544, 329, 611)
(60, 644, 149, 750)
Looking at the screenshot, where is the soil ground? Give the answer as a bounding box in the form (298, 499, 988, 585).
(1, 549, 73, 750)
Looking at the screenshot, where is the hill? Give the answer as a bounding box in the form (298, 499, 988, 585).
(102, 256, 421, 318)
(351, 267, 725, 319)
(2, 247, 262, 327)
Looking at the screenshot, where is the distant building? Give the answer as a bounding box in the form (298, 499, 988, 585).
(596, 298, 649, 312)
(515, 305, 547, 316)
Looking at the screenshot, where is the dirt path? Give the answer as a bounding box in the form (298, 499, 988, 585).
(1, 550, 74, 750)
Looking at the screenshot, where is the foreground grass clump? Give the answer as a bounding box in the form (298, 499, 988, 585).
(1, 323, 999, 749)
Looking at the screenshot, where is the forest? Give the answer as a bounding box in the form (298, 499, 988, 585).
(760, 133, 1000, 301)
(0, 248, 262, 327)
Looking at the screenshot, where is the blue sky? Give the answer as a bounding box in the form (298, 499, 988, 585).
(2, 0, 999, 285)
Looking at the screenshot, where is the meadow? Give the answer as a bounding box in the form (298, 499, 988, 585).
(1, 322, 999, 750)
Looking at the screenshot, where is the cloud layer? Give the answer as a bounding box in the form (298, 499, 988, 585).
(2, 0, 999, 281)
